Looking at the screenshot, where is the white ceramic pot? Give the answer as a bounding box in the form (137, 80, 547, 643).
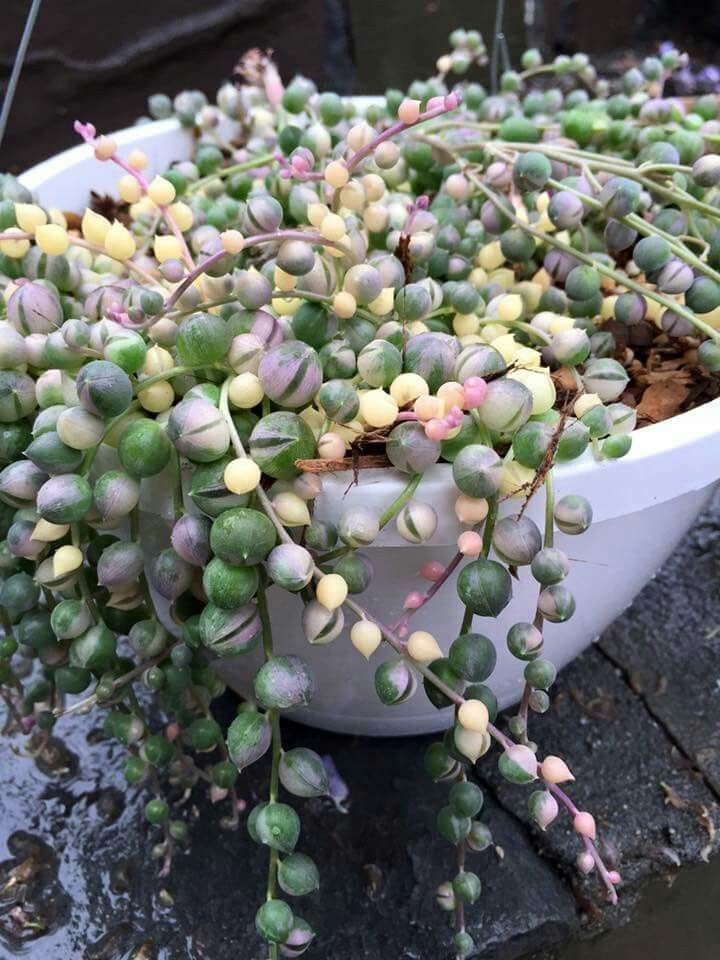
(20, 119, 720, 737)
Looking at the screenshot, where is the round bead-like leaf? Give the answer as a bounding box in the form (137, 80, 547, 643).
(227, 711, 271, 771)
(457, 559, 512, 617)
(448, 633, 497, 682)
(279, 747, 329, 798)
(374, 658, 417, 705)
(278, 853, 320, 897)
(210, 507, 276, 565)
(254, 655, 315, 710)
(249, 412, 316, 480)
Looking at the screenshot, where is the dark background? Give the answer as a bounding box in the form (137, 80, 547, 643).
(2, 0, 720, 172)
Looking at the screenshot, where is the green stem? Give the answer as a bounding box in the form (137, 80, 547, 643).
(517, 63, 559, 82)
(544, 470, 555, 549)
(189, 152, 277, 193)
(257, 581, 282, 952)
(170, 449, 184, 517)
(465, 169, 720, 343)
(314, 544, 350, 566)
(478, 316, 551, 346)
(71, 524, 100, 623)
(481, 497, 498, 558)
(272, 289, 332, 305)
(317, 472, 423, 565)
(126, 685, 148, 723)
(41, 587, 56, 610)
(53, 642, 178, 718)
(81, 401, 140, 476)
(379, 472, 422, 526)
(133, 365, 211, 395)
(168, 296, 237, 318)
(459, 605, 474, 633)
(638, 161, 693, 176)
(134, 366, 188, 393)
(470, 411, 494, 448)
(130, 507, 155, 612)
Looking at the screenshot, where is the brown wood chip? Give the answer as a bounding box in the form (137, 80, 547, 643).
(295, 454, 389, 473)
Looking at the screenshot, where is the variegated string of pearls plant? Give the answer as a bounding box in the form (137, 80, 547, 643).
(0, 25, 719, 959)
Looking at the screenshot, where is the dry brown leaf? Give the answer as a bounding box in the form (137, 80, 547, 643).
(636, 379, 689, 422)
(90, 191, 130, 227)
(640, 368, 692, 385)
(662, 782, 689, 810)
(551, 368, 577, 392)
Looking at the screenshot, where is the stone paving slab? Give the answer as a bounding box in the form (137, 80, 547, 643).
(481, 646, 718, 923)
(598, 511, 720, 794)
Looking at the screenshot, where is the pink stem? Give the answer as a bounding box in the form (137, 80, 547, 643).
(393, 550, 463, 632)
(163, 248, 228, 312)
(74, 120, 195, 270)
(279, 95, 461, 183)
(547, 782, 619, 905)
(486, 723, 618, 903)
(547, 781, 579, 816)
(348, 594, 620, 907)
(1, 229, 158, 288)
(345, 99, 460, 175)
(487, 720, 514, 751)
(162, 208, 196, 271)
(584, 838, 619, 904)
(162, 228, 353, 313)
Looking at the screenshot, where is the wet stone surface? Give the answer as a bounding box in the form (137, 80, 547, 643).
(0, 494, 719, 960)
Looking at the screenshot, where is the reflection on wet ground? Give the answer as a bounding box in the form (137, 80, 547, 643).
(549, 857, 720, 960)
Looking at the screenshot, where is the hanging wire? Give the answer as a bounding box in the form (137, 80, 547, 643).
(0, 0, 44, 152)
(490, 0, 512, 94)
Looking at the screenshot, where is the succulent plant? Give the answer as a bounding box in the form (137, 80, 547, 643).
(3, 20, 715, 957)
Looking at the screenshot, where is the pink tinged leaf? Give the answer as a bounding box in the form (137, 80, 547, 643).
(528, 789, 559, 830)
(264, 62, 285, 107)
(573, 811, 597, 839)
(420, 561, 446, 582)
(74, 120, 96, 143)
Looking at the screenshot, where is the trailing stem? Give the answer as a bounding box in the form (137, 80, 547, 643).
(461, 166, 720, 344)
(516, 471, 555, 744)
(316, 472, 423, 566)
(257, 581, 282, 960)
(218, 383, 619, 906)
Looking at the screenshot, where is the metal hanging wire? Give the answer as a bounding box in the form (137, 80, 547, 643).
(490, 0, 512, 94)
(0, 0, 44, 152)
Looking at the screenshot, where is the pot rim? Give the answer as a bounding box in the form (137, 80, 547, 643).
(18, 116, 720, 523)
